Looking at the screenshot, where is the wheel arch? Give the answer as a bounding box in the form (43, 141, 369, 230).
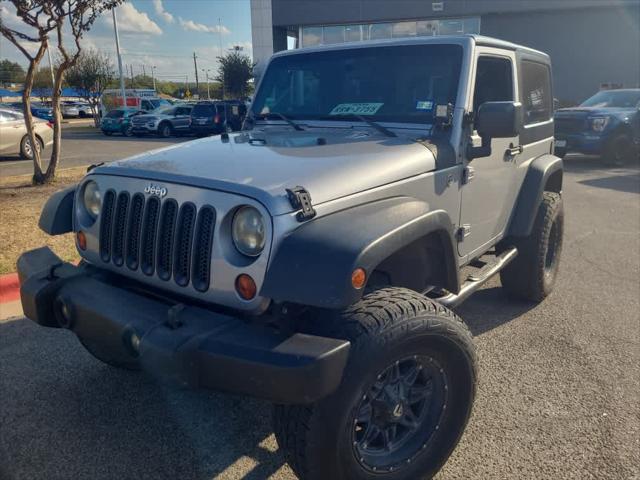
(261, 198, 460, 309)
(507, 153, 563, 237)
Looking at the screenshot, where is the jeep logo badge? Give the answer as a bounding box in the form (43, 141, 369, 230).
(144, 184, 167, 197)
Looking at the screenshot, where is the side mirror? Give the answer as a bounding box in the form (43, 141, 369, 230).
(468, 101, 522, 160)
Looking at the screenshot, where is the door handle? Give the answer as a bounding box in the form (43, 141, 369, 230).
(506, 143, 523, 156)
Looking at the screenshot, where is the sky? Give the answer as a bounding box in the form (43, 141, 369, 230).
(0, 0, 253, 84)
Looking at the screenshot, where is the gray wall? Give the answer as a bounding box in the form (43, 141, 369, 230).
(481, 6, 640, 103)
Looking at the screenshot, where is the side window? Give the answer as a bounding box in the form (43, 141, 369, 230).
(521, 61, 552, 124)
(473, 56, 514, 113)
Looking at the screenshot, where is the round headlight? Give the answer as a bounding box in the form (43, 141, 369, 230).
(232, 206, 265, 257)
(83, 180, 101, 218)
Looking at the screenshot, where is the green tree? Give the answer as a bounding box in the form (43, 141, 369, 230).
(32, 67, 53, 102)
(0, 59, 25, 86)
(216, 51, 253, 99)
(65, 49, 114, 126)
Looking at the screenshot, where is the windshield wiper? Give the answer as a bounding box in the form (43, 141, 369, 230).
(257, 112, 305, 131)
(321, 114, 396, 137)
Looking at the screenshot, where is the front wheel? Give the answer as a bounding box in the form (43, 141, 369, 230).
(604, 133, 635, 166)
(158, 122, 172, 138)
(500, 191, 563, 302)
(273, 288, 477, 480)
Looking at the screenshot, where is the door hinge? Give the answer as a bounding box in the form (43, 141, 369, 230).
(456, 224, 471, 241)
(286, 186, 316, 222)
(462, 166, 475, 184)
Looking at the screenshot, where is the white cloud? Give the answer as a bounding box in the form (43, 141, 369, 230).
(178, 17, 230, 35)
(114, 3, 162, 35)
(152, 0, 174, 24)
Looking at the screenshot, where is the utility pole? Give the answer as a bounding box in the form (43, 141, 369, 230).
(112, 8, 127, 109)
(151, 66, 157, 92)
(193, 52, 199, 98)
(142, 64, 146, 77)
(130, 64, 134, 88)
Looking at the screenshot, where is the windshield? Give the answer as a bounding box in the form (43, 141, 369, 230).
(154, 106, 175, 115)
(252, 44, 463, 125)
(580, 90, 640, 109)
(106, 110, 124, 118)
(149, 99, 171, 109)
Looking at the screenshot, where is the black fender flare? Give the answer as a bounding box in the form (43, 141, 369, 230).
(38, 185, 76, 235)
(261, 197, 459, 309)
(508, 154, 563, 237)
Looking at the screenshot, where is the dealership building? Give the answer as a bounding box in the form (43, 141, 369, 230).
(250, 0, 640, 103)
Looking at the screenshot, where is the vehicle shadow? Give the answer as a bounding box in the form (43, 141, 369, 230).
(0, 317, 289, 480)
(454, 286, 537, 336)
(578, 172, 640, 194)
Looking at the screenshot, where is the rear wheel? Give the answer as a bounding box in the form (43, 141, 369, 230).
(500, 191, 563, 302)
(273, 288, 477, 480)
(604, 133, 635, 166)
(20, 135, 43, 160)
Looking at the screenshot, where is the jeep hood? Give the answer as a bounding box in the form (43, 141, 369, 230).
(93, 129, 439, 215)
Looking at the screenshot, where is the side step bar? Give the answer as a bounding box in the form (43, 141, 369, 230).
(436, 247, 518, 308)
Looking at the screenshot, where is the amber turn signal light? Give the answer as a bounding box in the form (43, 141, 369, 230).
(77, 231, 87, 250)
(235, 274, 257, 300)
(351, 268, 366, 289)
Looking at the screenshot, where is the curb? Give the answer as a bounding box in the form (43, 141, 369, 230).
(0, 273, 20, 304)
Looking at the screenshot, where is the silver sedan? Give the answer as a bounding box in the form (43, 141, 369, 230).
(0, 107, 54, 159)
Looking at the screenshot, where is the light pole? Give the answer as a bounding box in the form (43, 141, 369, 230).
(111, 8, 127, 108)
(201, 68, 211, 99)
(151, 66, 157, 92)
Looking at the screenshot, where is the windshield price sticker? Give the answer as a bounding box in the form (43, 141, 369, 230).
(329, 103, 384, 116)
(416, 100, 434, 111)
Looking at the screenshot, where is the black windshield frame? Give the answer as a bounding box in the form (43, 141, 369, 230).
(252, 44, 463, 125)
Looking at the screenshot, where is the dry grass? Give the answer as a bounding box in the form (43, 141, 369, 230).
(0, 167, 87, 274)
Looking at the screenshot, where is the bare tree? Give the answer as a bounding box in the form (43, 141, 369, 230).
(65, 48, 114, 127)
(0, 0, 122, 184)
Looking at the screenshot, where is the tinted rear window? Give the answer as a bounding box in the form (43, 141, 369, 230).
(521, 61, 552, 124)
(106, 110, 124, 118)
(192, 104, 217, 116)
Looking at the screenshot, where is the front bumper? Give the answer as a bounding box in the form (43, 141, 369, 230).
(131, 124, 158, 134)
(18, 247, 350, 404)
(554, 132, 606, 154)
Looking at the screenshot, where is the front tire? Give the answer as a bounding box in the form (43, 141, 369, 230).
(604, 132, 635, 166)
(500, 191, 563, 302)
(20, 135, 43, 159)
(274, 288, 477, 480)
(158, 122, 172, 138)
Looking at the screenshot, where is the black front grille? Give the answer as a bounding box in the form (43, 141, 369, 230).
(554, 116, 587, 135)
(98, 191, 215, 289)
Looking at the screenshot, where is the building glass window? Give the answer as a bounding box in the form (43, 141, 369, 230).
(369, 23, 392, 40)
(521, 61, 552, 124)
(392, 21, 417, 37)
(345, 25, 362, 42)
(302, 26, 322, 47)
(299, 17, 480, 48)
(323, 25, 345, 44)
(417, 20, 438, 36)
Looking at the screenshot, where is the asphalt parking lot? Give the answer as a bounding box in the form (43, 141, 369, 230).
(0, 149, 638, 479)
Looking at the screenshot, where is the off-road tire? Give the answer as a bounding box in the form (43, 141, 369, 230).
(604, 132, 635, 166)
(273, 287, 477, 480)
(19, 135, 43, 160)
(500, 192, 563, 302)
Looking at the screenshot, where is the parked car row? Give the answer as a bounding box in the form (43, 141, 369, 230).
(100, 100, 248, 138)
(554, 88, 640, 165)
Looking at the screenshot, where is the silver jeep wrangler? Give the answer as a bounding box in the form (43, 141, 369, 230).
(18, 35, 563, 480)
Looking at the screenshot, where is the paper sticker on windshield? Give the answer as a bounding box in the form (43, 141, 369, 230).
(416, 100, 433, 111)
(329, 103, 383, 116)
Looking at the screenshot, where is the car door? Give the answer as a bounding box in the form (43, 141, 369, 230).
(0, 110, 25, 154)
(174, 107, 191, 130)
(458, 49, 521, 258)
